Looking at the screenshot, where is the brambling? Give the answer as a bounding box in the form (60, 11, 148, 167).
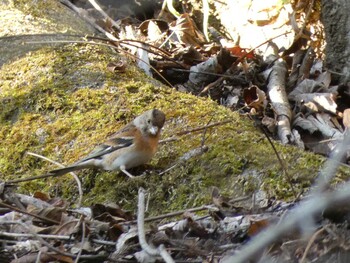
(47, 109, 165, 178)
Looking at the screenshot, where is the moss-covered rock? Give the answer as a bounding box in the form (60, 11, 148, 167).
(1, 0, 348, 215)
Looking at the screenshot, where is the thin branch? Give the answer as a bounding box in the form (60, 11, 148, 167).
(137, 188, 175, 263)
(25, 38, 175, 88)
(126, 204, 218, 224)
(175, 120, 232, 136)
(59, 0, 118, 41)
(0, 231, 115, 246)
(0, 221, 75, 258)
(0, 202, 60, 225)
(160, 119, 233, 144)
(294, 0, 315, 41)
(35, 249, 42, 263)
(74, 218, 85, 263)
(258, 124, 298, 199)
(0, 221, 109, 260)
(159, 146, 209, 175)
(26, 151, 83, 208)
(300, 226, 325, 263)
(86, 0, 120, 30)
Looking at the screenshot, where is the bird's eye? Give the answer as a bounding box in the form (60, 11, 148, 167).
(147, 119, 151, 124)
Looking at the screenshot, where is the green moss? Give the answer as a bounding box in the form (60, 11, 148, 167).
(0, 42, 342, 214)
(1, 0, 349, 215)
(5, 0, 92, 34)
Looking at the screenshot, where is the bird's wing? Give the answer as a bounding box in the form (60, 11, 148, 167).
(74, 124, 137, 164)
(107, 121, 138, 139)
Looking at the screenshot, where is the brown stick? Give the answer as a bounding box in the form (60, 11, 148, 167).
(0, 202, 60, 225)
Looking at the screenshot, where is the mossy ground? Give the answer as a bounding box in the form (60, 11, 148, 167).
(2, 0, 350, 216)
(1, 42, 345, 216)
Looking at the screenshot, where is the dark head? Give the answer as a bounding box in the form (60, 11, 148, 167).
(135, 109, 165, 136)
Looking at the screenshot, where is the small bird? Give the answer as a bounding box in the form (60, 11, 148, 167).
(48, 109, 165, 178)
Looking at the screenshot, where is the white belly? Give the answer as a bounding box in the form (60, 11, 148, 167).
(102, 150, 153, 171)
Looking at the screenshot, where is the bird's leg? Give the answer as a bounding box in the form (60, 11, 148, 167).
(120, 165, 135, 178)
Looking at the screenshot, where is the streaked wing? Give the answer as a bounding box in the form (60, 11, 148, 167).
(74, 121, 137, 164)
(75, 137, 134, 164)
(108, 122, 138, 139)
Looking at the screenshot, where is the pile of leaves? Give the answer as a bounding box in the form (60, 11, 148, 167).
(2, 0, 350, 262)
(3, 184, 350, 262)
(63, 0, 350, 159)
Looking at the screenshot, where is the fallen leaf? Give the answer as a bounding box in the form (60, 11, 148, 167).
(170, 13, 206, 46)
(107, 61, 127, 73)
(243, 85, 267, 111)
(247, 218, 270, 237)
(295, 93, 337, 114)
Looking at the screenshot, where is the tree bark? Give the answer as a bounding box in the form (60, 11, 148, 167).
(321, 0, 350, 84)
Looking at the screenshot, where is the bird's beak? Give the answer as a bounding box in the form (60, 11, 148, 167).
(149, 126, 158, 135)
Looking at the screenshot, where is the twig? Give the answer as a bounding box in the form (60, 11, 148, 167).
(0, 221, 75, 258)
(0, 231, 69, 240)
(160, 117, 212, 175)
(117, 38, 172, 58)
(294, 0, 315, 41)
(0, 202, 60, 225)
(175, 120, 232, 136)
(74, 218, 85, 263)
(159, 119, 232, 144)
(300, 226, 325, 263)
(200, 116, 214, 147)
(35, 250, 42, 263)
(0, 231, 115, 246)
(159, 146, 208, 175)
(58, 1, 176, 85)
(26, 151, 83, 208)
(202, 0, 209, 42)
(258, 124, 298, 199)
(59, 0, 117, 41)
(137, 188, 175, 263)
(126, 204, 218, 224)
(25, 39, 175, 88)
(171, 68, 246, 78)
(86, 0, 120, 30)
(0, 221, 109, 260)
(265, 57, 293, 145)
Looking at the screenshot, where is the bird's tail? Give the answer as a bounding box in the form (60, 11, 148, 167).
(49, 164, 86, 177)
(5, 164, 88, 184)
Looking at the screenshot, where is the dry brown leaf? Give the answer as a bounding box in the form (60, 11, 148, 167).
(243, 85, 267, 111)
(107, 61, 127, 73)
(170, 13, 206, 46)
(296, 93, 337, 114)
(32, 207, 64, 224)
(91, 203, 133, 221)
(53, 219, 80, 236)
(33, 192, 50, 202)
(247, 218, 270, 237)
(139, 19, 168, 43)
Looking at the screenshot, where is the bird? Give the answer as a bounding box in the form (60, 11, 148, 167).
(47, 109, 165, 178)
